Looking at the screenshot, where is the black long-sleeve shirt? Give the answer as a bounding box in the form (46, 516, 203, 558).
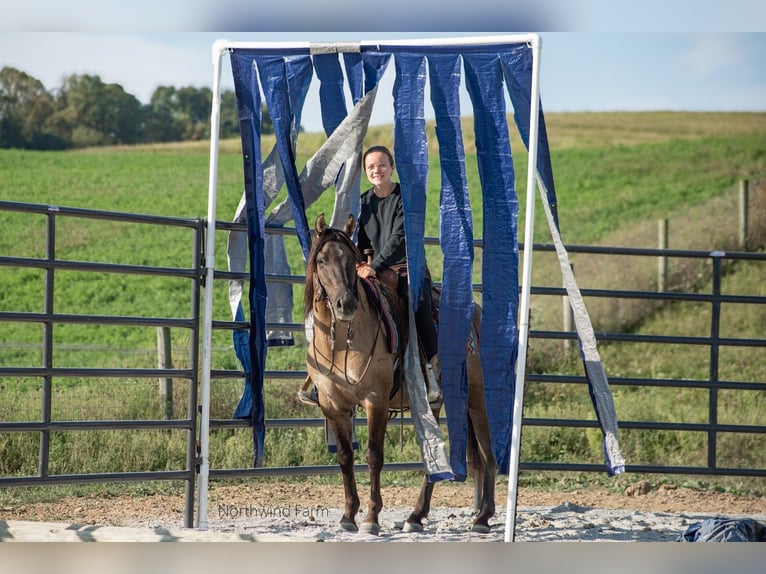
(357, 183, 407, 273)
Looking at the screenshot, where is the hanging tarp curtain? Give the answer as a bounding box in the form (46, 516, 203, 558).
(227, 40, 622, 478)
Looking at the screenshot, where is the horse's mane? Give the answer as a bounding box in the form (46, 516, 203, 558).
(303, 226, 362, 319)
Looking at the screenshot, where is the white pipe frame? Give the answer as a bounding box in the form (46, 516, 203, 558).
(201, 34, 543, 539)
(504, 34, 542, 542)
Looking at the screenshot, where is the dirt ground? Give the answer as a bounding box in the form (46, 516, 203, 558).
(4, 479, 766, 529)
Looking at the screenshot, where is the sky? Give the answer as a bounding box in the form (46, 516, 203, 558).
(1, 32, 764, 134)
(1, 2, 765, 134)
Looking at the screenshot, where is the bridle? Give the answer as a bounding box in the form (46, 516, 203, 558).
(310, 232, 382, 386)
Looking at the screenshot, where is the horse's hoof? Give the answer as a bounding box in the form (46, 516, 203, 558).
(359, 522, 380, 536)
(402, 521, 424, 533)
(471, 523, 491, 534)
(340, 520, 358, 532)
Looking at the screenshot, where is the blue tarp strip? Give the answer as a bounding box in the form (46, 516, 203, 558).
(392, 53, 429, 313)
(230, 50, 267, 466)
(313, 53, 347, 135)
(503, 46, 625, 476)
(228, 41, 620, 479)
(500, 47, 559, 228)
(428, 53, 474, 481)
(464, 52, 520, 475)
(254, 55, 313, 261)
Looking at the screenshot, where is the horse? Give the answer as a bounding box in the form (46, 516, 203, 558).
(304, 213, 496, 535)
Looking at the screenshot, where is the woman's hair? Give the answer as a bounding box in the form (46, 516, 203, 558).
(363, 145, 394, 167)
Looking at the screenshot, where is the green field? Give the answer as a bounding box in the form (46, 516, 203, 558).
(1, 111, 766, 501)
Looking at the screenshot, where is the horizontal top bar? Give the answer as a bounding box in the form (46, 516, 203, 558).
(213, 34, 540, 58)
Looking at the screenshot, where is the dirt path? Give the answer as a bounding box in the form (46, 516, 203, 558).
(4, 479, 766, 530)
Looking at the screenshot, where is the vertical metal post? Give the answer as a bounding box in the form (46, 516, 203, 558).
(185, 220, 204, 528)
(505, 33, 542, 542)
(197, 41, 226, 530)
(40, 210, 56, 478)
(708, 255, 722, 469)
(157, 327, 173, 419)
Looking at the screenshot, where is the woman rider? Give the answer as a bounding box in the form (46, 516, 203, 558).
(298, 145, 441, 405)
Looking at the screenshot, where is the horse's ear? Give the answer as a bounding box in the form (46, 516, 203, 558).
(315, 213, 327, 236)
(343, 214, 355, 237)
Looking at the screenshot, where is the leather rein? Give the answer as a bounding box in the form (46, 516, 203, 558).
(310, 239, 383, 386)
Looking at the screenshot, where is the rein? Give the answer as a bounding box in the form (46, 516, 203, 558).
(310, 236, 383, 387)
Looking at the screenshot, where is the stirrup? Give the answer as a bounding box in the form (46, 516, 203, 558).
(297, 376, 320, 407)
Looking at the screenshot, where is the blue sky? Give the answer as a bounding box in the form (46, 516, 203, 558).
(1, 32, 764, 134)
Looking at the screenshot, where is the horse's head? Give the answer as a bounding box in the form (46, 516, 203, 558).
(305, 213, 361, 322)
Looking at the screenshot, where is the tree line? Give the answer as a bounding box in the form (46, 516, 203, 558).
(0, 66, 274, 150)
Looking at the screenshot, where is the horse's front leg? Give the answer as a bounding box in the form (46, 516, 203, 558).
(325, 411, 360, 532)
(360, 400, 388, 535)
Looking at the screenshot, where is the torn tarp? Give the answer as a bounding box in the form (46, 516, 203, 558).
(678, 518, 766, 542)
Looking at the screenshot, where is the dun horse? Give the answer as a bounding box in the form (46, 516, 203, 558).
(304, 213, 496, 535)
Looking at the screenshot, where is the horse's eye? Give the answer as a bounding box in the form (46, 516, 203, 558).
(316, 256, 325, 267)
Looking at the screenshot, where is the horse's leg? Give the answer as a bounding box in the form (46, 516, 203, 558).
(326, 412, 360, 532)
(403, 407, 439, 533)
(466, 354, 497, 533)
(359, 400, 388, 535)
(403, 476, 435, 533)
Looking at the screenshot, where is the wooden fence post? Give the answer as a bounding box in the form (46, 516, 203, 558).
(658, 218, 668, 292)
(739, 179, 749, 250)
(157, 326, 173, 420)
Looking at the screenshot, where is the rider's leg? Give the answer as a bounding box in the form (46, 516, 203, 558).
(414, 276, 441, 402)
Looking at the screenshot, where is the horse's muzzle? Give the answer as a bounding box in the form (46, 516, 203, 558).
(332, 290, 358, 322)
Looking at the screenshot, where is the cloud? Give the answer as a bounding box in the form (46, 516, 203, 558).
(682, 35, 746, 78)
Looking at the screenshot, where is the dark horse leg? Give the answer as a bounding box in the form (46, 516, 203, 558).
(403, 407, 440, 533)
(326, 411, 360, 532)
(359, 401, 389, 535)
(404, 353, 497, 534)
(466, 353, 497, 533)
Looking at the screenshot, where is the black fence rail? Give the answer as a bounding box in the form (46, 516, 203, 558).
(0, 200, 203, 527)
(2, 199, 766, 530)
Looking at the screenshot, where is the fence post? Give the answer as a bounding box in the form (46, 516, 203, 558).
(157, 326, 173, 420)
(739, 179, 749, 250)
(658, 218, 668, 292)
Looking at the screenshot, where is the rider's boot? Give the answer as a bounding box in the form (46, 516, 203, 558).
(425, 354, 442, 405)
(297, 375, 320, 407)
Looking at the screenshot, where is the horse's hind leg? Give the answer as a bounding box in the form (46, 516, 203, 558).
(326, 413, 360, 532)
(403, 476, 435, 533)
(404, 407, 439, 533)
(467, 410, 496, 533)
(360, 401, 388, 535)
(466, 355, 497, 533)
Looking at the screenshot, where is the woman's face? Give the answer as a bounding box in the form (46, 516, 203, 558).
(364, 151, 394, 188)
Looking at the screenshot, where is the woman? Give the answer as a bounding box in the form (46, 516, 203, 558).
(357, 146, 440, 403)
(298, 145, 441, 406)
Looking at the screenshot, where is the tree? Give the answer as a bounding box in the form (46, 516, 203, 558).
(0, 66, 65, 149)
(145, 86, 183, 142)
(52, 74, 145, 147)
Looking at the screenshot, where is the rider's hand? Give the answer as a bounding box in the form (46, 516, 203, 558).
(356, 262, 376, 278)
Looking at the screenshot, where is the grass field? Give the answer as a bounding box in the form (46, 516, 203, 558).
(1, 111, 766, 501)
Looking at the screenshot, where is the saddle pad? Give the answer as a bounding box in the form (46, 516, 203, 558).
(360, 277, 399, 354)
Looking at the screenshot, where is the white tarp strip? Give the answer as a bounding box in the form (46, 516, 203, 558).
(537, 176, 626, 476)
